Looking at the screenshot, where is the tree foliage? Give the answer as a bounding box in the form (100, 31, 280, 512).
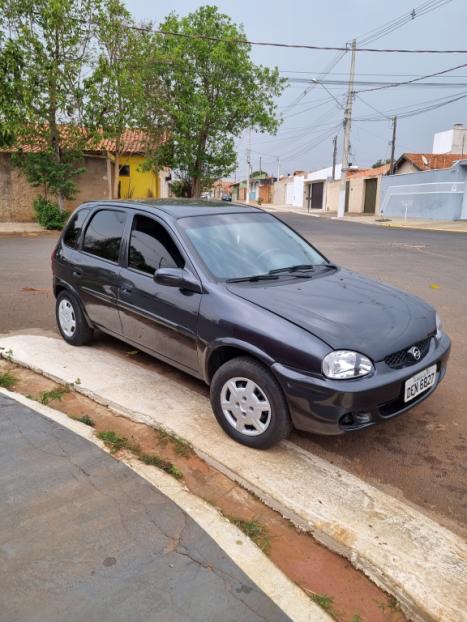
(372, 158, 390, 168)
(0, 0, 103, 209)
(0, 2, 285, 210)
(144, 6, 284, 197)
(84, 0, 156, 198)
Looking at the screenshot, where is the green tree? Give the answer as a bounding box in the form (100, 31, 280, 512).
(84, 0, 157, 199)
(144, 6, 284, 198)
(0, 0, 102, 211)
(372, 158, 390, 168)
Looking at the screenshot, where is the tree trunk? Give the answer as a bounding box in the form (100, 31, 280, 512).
(113, 153, 120, 199)
(106, 153, 113, 199)
(191, 176, 201, 199)
(49, 29, 64, 211)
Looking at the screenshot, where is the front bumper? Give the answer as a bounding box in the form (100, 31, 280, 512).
(272, 333, 451, 435)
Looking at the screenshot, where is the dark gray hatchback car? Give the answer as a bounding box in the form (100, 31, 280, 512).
(52, 199, 451, 448)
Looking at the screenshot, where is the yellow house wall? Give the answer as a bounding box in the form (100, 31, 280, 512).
(118, 155, 159, 199)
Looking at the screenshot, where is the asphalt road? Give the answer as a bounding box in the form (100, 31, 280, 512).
(0, 219, 465, 533)
(0, 393, 288, 622)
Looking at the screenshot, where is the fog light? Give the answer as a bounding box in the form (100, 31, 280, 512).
(355, 411, 372, 424)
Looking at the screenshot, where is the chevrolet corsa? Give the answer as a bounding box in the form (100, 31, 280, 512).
(52, 200, 451, 448)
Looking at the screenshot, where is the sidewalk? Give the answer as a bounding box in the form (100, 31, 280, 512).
(0, 392, 319, 622)
(0, 222, 46, 235)
(2, 334, 466, 622)
(260, 204, 467, 232)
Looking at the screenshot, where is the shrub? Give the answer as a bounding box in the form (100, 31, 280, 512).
(33, 196, 68, 230)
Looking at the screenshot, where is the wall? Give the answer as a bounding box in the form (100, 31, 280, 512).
(306, 163, 342, 182)
(0, 153, 109, 222)
(380, 162, 467, 220)
(396, 160, 420, 175)
(118, 155, 159, 199)
(347, 177, 365, 213)
(433, 127, 467, 154)
(433, 129, 454, 154)
(71, 156, 109, 207)
(324, 180, 340, 212)
(0, 154, 41, 221)
(273, 179, 286, 205)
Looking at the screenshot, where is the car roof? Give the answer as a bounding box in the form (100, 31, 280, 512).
(81, 198, 263, 219)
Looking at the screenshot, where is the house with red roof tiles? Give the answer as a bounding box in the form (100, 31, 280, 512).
(0, 127, 170, 222)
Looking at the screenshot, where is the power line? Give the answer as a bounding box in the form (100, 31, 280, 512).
(288, 77, 467, 89)
(356, 0, 453, 46)
(356, 61, 467, 93)
(356, 95, 391, 120)
(146, 27, 467, 54)
(122, 18, 467, 54)
(353, 90, 467, 121)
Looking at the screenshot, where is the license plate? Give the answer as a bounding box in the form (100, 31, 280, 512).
(404, 365, 437, 403)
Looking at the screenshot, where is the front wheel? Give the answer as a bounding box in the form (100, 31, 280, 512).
(56, 291, 93, 346)
(210, 356, 292, 449)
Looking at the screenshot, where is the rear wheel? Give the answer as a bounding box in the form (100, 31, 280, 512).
(210, 356, 292, 449)
(56, 291, 93, 346)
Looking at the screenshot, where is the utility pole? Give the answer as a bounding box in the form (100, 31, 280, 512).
(331, 135, 338, 181)
(389, 115, 397, 175)
(259, 156, 262, 175)
(276, 157, 280, 182)
(245, 129, 251, 204)
(337, 39, 356, 218)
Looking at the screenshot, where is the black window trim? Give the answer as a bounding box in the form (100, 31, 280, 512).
(124, 210, 192, 278)
(80, 206, 128, 266)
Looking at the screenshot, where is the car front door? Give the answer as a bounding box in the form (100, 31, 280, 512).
(118, 212, 202, 374)
(73, 207, 126, 336)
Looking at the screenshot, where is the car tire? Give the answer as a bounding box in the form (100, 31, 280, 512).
(210, 356, 292, 449)
(56, 290, 93, 346)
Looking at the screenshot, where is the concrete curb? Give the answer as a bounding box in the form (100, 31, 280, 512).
(0, 387, 330, 622)
(261, 205, 467, 232)
(2, 335, 467, 622)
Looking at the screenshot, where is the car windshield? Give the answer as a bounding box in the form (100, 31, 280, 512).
(179, 212, 327, 280)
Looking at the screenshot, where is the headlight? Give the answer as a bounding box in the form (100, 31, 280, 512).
(436, 313, 442, 339)
(322, 350, 373, 380)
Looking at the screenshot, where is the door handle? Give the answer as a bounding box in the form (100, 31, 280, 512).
(72, 269, 82, 278)
(120, 286, 133, 295)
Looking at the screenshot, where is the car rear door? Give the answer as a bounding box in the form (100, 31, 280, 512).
(72, 207, 127, 335)
(118, 212, 202, 374)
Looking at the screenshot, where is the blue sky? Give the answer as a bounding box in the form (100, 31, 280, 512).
(125, 0, 467, 177)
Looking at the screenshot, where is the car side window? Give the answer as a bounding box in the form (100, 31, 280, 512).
(82, 210, 126, 263)
(128, 215, 185, 275)
(63, 209, 89, 249)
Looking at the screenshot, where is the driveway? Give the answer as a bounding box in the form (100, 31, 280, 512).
(0, 392, 289, 622)
(0, 220, 465, 533)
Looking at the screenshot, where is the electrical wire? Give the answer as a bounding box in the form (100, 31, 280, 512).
(356, 61, 467, 93)
(356, 0, 453, 46)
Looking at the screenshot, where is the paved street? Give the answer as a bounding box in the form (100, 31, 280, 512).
(0, 393, 288, 622)
(0, 218, 466, 533)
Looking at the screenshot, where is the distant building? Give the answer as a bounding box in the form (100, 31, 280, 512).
(382, 158, 467, 221)
(432, 123, 467, 155)
(394, 152, 466, 175)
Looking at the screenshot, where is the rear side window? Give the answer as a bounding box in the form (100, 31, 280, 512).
(63, 209, 89, 249)
(128, 215, 184, 274)
(83, 210, 126, 263)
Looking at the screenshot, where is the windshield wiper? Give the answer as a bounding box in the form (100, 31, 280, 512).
(269, 264, 316, 274)
(226, 273, 279, 283)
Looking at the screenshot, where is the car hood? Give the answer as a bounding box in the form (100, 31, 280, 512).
(227, 269, 435, 361)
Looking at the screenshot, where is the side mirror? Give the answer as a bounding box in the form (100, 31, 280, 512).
(153, 267, 203, 293)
